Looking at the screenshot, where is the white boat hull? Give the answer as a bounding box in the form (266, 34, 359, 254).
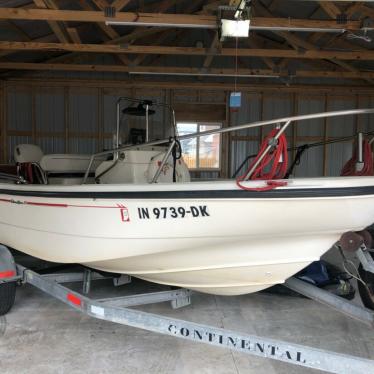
(1, 177, 374, 295)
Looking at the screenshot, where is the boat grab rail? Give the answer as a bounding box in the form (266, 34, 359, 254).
(0, 172, 26, 184)
(82, 108, 374, 184)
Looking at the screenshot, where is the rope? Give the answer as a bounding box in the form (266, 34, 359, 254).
(172, 139, 182, 183)
(285, 144, 309, 179)
(236, 128, 288, 191)
(340, 139, 374, 176)
(236, 179, 287, 191)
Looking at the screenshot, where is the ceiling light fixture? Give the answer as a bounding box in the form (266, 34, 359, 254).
(221, 19, 250, 37)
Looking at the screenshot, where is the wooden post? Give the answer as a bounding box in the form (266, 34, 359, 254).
(355, 94, 361, 133)
(220, 90, 230, 179)
(323, 94, 329, 176)
(97, 87, 103, 152)
(259, 92, 265, 146)
(0, 80, 5, 163)
(64, 86, 69, 153)
(292, 92, 297, 171)
(31, 86, 36, 143)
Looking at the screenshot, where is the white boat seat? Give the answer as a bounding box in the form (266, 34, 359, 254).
(14, 144, 44, 164)
(14, 144, 107, 185)
(40, 154, 102, 173)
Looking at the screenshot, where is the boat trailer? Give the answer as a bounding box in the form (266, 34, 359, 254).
(1, 243, 374, 373)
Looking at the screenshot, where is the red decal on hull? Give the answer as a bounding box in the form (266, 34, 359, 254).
(120, 207, 130, 222)
(25, 201, 68, 208)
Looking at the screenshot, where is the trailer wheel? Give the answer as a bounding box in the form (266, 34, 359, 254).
(357, 256, 374, 310)
(0, 282, 16, 316)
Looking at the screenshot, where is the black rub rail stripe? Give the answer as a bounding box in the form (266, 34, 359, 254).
(0, 186, 374, 199)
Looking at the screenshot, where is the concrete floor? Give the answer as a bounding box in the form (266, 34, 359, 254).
(1, 270, 374, 374)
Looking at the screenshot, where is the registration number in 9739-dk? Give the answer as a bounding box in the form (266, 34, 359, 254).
(137, 206, 210, 220)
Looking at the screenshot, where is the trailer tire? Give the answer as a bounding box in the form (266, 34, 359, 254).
(0, 282, 16, 316)
(357, 258, 374, 310)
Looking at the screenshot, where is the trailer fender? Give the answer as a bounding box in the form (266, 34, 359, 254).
(0, 245, 16, 282)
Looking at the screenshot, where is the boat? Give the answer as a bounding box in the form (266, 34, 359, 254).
(1, 102, 374, 296)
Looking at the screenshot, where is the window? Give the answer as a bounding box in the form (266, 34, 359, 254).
(177, 122, 221, 170)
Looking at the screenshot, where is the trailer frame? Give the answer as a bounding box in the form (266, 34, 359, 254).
(1, 245, 374, 374)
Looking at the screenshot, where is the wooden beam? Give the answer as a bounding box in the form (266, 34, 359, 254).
(111, 0, 132, 11)
(0, 33, 56, 58)
(0, 80, 5, 163)
(250, 17, 360, 31)
(33, 0, 70, 43)
(201, 0, 231, 14)
(77, 0, 130, 65)
(91, 0, 109, 10)
(255, 2, 367, 80)
(78, 0, 119, 40)
(3, 41, 374, 60)
(247, 37, 276, 70)
(202, 32, 220, 69)
(4, 20, 32, 41)
(66, 27, 81, 43)
(92, 0, 132, 12)
(0, 8, 363, 30)
(132, 0, 203, 67)
(345, 2, 363, 18)
(2, 61, 374, 80)
(0, 8, 217, 27)
(317, 1, 372, 82)
(318, 1, 341, 19)
(148, 0, 176, 13)
(131, 30, 173, 66)
(6, 76, 374, 94)
(35, 0, 202, 68)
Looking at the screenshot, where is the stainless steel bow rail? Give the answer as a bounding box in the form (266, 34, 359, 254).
(1, 246, 374, 373)
(82, 108, 374, 184)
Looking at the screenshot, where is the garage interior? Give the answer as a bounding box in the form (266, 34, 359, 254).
(1, 1, 374, 373)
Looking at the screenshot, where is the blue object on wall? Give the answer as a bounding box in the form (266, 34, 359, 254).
(229, 92, 241, 108)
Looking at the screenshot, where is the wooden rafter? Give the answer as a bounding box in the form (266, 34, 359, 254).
(5, 76, 374, 94)
(132, 0, 176, 13)
(3, 41, 374, 61)
(78, 0, 131, 66)
(2, 62, 374, 80)
(345, 2, 364, 18)
(1, 2, 373, 85)
(92, 0, 131, 12)
(0, 8, 363, 30)
(254, 2, 367, 81)
(32, 0, 71, 43)
(66, 28, 81, 44)
(2, 0, 206, 77)
(202, 32, 220, 69)
(111, 0, 132, 11)
(131, 30, 174, 66)
(315, 1, 371, 82)
(318, 1, 341, 19)
(78, 0, 119, 40)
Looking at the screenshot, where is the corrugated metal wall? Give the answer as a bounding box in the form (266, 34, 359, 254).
(2, 81, 374, 179)
(3, 85, 171, 163)
(230, 93, 374, 178)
